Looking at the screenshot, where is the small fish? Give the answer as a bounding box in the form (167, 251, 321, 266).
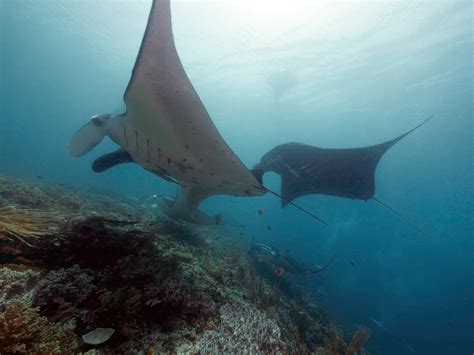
(350, 260, 356, 268)
(369, 317, 384, 329)
(239, 232, 244, 235)
(405, 343, 415, 353)
(257, 208, 264, 216)
(240, 224, 246, 228)
(447, 321, 455, 328)
(266, 225, 272, 231)
(214, 214, 222, 225)
(274, 267, 285, 277)
(401, 338, 416, 353)
(36, 176, 44, 179)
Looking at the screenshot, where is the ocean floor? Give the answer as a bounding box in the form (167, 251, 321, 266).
(0, 173, 370, 354)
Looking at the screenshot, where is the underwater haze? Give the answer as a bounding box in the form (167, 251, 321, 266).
(1, 0, 472, 354)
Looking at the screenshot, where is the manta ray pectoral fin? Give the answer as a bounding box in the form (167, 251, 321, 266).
(68, 115, 109, 157)
(375, 114, 435, 157)
(92, 148, 134, 172)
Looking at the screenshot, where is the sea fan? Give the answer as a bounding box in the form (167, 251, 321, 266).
(0, 207, 59, 247)
(345, 327, 372, 355)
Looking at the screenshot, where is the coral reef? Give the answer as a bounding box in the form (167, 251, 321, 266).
(0, 298, 78, 354)
(34, 265, 94, 318)
(0, 267, 40, 310)
(0, 173, 371, 354)
(197, 302, 281, 353)
(0, 174, 140, 216)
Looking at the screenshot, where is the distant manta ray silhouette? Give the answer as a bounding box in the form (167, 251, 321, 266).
(67, 0, 325, 225)
(252, 116, 434, 235)
(266, 69, 298, 102)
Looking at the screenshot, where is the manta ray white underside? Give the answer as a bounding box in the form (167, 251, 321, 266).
(68, 0, 265, 222)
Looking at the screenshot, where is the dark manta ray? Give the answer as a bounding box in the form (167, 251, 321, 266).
(252, 116, 434, 233)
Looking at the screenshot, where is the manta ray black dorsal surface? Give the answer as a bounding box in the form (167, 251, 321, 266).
(253, 116, 433, 207)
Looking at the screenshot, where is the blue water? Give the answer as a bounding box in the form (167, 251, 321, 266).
(1, 1, 472, 353)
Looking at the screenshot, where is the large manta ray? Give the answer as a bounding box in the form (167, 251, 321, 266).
(252, 116, 433, 232)
(68, 0, 267, 224)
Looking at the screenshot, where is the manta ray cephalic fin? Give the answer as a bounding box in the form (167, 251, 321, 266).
(68, 117, 107, 157)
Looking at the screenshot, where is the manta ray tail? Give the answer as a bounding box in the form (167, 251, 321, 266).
(372, 197, 430, 236)
(264, 187, 328, 225)
(68, 117, 107, 157)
